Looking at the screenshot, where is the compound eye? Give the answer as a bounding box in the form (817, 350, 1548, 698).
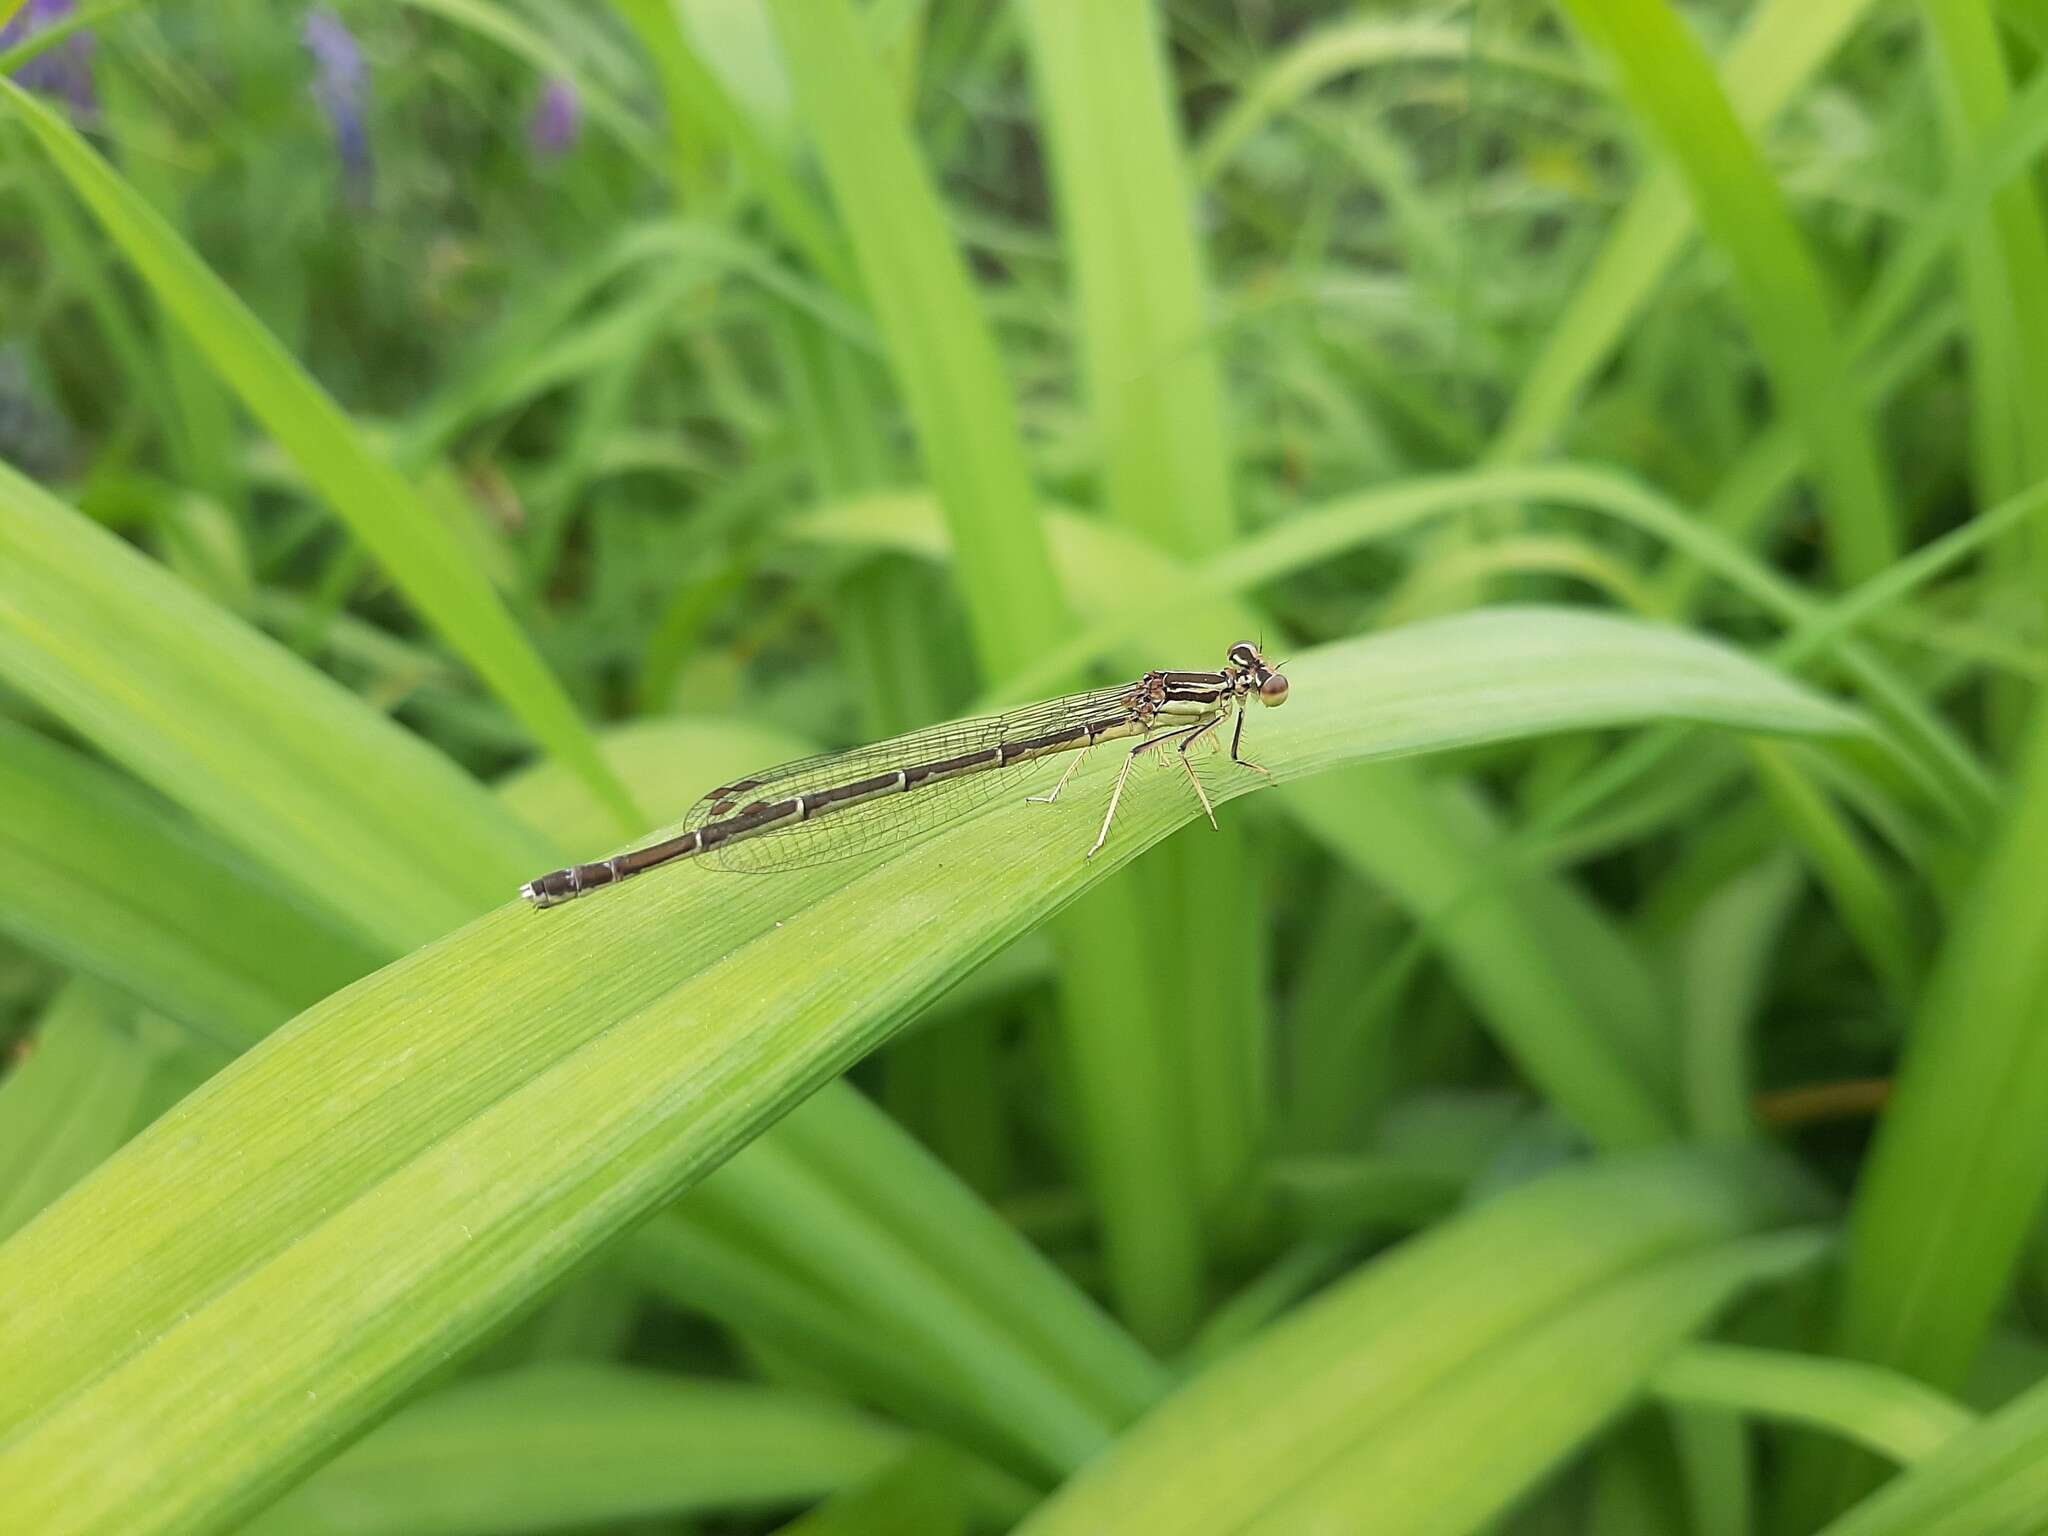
(1259, 672, 1290, 707)
(1229, 642, 1258, 667)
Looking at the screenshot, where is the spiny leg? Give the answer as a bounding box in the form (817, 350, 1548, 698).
(1230, 702, 1269, 777)
(1174, 714, 1226, 830)
(1089, 722, 1211, 859)
(1088, 740, 1148, 859)
(1026, 744, 1092, 806)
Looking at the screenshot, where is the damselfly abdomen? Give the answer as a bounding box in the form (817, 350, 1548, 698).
(520, 641, 1289, 908)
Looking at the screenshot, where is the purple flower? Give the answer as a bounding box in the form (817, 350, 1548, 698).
(2, 0, 99, 122)
(302, 7, 371, 193)
(529, 76, 581, 158)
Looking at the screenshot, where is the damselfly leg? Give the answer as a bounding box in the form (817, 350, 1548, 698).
(1087, 712, 1227, 859)
(1229, 704, 1269, 776)
(1025, 745, 1092, 807)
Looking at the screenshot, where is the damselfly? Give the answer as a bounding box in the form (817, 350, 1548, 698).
(520, 641, 1290, 908)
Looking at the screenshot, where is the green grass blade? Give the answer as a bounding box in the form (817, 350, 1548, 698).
(956, 465, 1992, 819)
(1792, 695, 2048, 1515)
(0, 611, 1857, 1536)
(670, 1124, 1108, 1477)
(771, 1086, 1167, 1427)
(240, 1363, 908, 1536)
(1653, 1344, 1975, 1467)
(1286, 766, 1677, 1149)
(612, 0, 856, 293)
(1553, 0, 1897, 582)
(0, 720, 382, 1049)
(628, 1212, 1023, 1463)
(1493, 0, 1878, 460)
(1021, 0, 1234, 550)
(1238, 1229, 1823, 1535)
(0, 690, 1145, 1501)
(772, 1448, 967, 1536)
(771, 0, 1207, 1341)
(765, 0, 1068, 677)
(0, 982, 155, 1243)
(1812, 1370, 2048, 1536)
(0, 78, 639, 831)
(0, 462, 549, 952)
(1918, 0, 2048, 511)
(1748, 743, 1921, 1004)
(514, 724, 1161, 1479)
(1191, 18, 1588, 186)
(1019, 0, 1265, 1334)
(1012, 1151, 1824, 1535)
(1677, 856, 1801, 1141)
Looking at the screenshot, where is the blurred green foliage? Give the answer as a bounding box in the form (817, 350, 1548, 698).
(4, 1, 2048, 1533)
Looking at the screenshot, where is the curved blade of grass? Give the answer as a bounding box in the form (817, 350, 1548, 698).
(772, 1444, 977, 1536)
(1812, 1369, 2048, 1536)
(764, 0, 1067, 678)
(404, 220, 867, 464)
(1020, 0, 1234, 552)
(0, 461, 550, 953)
(0, 684, 1148, 1492)
(0, 610, 1857, 1536)
(1, 679, 1161, 1493)
(1012, 1151, 1825, 1535)
(0, 77, 638, 831)
(1286, 766, 1678, 1149)
(1918, 0, 2048, 514)
(0, 720, 382, 1050)
(613, 0, 855, 294)
(1792, 693, 2048, 1517)
(626, 1211, 1059, 1472)
(800, 470, 1987, 829)
(1553, 0, 1897, 581)
(1190, 18, 1590, 185)
(765, 1085, 1166, 1430)
(6, 373, 1150, 1501)
(0, 982, 154, 1243)
(1656, 60, 2048, 612)
(239, 1364, 917, 1536)
(1652, 1344, 1975, 1468)
(929, 463, 1995, 817)
(1493, 0, 1878, 460)
(1748, 742, 1921, 1004)
(1241, 1229, 1824, 1536)
(1678, 856, 1802, 1141)
(666, 1101, 1134, 1479)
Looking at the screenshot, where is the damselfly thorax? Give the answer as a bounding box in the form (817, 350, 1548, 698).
(520, 641, 1289, 908)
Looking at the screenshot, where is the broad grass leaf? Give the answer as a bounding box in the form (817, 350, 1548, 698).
(0, 609, 1858, 1536)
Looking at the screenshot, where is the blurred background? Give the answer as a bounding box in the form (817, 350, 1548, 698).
(6, 0, 2048, 1533)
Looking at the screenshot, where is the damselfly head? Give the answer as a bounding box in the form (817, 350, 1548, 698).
(1227, 640, 1288, 705)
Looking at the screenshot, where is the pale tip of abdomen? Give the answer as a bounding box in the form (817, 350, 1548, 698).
(520, 879, 555, 909)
